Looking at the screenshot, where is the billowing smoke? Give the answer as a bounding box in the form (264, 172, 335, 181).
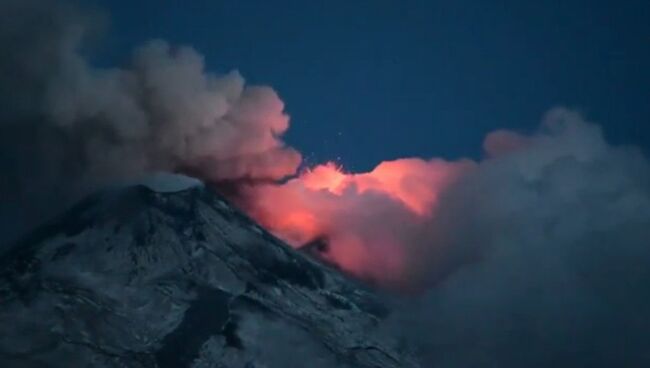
(2, 1, 649, 292)
(235, 109, 650, 293)
(234, 159, 474, 290)
(3, 0, 650, 289)
(3, 0, 650, 366)
(232, 107, 650, 365)
(383, 109, 650, 366)
(0, 0, 299, 244)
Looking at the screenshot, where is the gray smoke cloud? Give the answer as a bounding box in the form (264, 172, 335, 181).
(387, 109, 650, 367)
(2, 2, 650, 366)
(0, 0, 299, 244)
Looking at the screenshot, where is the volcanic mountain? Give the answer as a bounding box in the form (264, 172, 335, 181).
(0, 182, 419, 368)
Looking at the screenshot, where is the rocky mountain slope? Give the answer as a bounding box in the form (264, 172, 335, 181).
(0, 184, 419, 368)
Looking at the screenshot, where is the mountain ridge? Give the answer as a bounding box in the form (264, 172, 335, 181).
(0, 184, 418, 367)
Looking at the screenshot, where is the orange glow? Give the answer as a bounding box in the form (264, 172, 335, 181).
(238, 157, 474, 287)
(353, 158, 456, 215)
(300, 162, 348, 193)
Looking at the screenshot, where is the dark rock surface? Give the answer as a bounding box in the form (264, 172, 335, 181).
(0, 185, 419, 367)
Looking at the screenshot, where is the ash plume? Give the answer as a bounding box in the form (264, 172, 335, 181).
(385, 109, 650, 366)
(0, 0, 299, 244)
(2, 1, 650, 366)
(237, 109, 650, 293)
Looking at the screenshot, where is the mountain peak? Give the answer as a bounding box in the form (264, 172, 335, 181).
(0, 185, 418, 367)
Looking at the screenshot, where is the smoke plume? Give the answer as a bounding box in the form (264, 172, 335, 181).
(234, 109, 650, 293)
(2, 0, 649, 292)
(3, 1, 650, 366)
(385, 109, 650, 366)
(0, 0, 299, 244)
(234, 159, 474, 290)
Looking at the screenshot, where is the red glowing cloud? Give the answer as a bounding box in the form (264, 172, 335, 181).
(235, 158, 475, 288)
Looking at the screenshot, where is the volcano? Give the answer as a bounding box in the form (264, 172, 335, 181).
(0, 183, 419, 368)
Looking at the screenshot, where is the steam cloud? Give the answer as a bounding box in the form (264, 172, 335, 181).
(2, 1, 650, 366)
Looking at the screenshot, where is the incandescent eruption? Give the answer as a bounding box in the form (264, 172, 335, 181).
(233, 158, 474, 289)
(3, 1, 650, 367)
(231, 108, 650, 291)
(2, 0, 650, 297)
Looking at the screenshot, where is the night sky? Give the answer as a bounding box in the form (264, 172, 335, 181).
(95, 0, 650, 171)
(2, 2, 650, 366)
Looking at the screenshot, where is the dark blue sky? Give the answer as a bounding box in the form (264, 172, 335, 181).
(94, 0, 649, 171)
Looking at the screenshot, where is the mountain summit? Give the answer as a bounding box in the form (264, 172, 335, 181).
(0, 184, 419, 368)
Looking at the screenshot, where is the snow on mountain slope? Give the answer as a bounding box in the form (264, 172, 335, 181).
(0, 185, 419, 368)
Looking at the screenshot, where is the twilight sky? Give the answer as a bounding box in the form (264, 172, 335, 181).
(94, 0, 650, 171)
(2, 2, 650, 365)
